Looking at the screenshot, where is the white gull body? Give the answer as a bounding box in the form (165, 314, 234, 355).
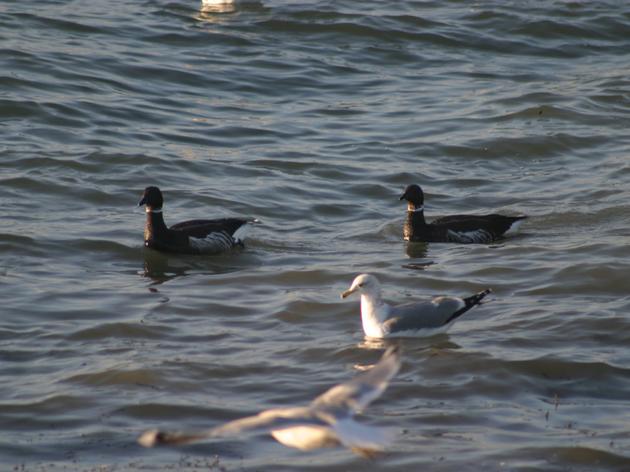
(138, 346, 401, 457)
(341, 274, 491, 338)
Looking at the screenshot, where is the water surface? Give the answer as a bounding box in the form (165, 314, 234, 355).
(2, 1, 630, 470)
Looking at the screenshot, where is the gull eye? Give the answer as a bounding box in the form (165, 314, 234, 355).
(358, 283, 364, 287)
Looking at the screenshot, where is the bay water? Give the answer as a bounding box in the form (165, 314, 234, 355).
(2, 1, 630, 470)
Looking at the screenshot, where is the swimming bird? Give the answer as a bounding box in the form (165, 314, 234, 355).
(399, 184, 527, 243)
(138, 346, 402, 458)
(138, 186, 253, 255)
(341, 274, 491, 338)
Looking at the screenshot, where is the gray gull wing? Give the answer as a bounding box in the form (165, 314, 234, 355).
(209, 406, 323, 436)
(382, 297, 465, 333)
(311, 345, 401, 413)
(330, 417, 395, 456)
(138, 406, 322, 447)
(383, 290, 491, 334)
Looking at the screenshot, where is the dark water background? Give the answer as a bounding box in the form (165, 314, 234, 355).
(2, 1, 630, 470)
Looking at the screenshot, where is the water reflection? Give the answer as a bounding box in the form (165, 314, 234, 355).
(141, 251, 191, 284)
(403, 241, 434, 271)
(141, 248, 257, 284)
(197, 0, 265, 18)
(200, 0, 236, 15)
(404, 241, 429, 259)
(358, 333, 459, 353)
(358, 337, 399, 351)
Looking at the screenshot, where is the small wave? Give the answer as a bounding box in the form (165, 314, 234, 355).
(66, 322, 169, 341)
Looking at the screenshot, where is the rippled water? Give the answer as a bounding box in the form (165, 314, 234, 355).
(2, 1, 630, 470)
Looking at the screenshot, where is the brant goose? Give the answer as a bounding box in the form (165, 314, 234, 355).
(138, 346, 401, 458)
(341, 274, 490, 338)
(400, 184, 527, 243)
(138, 186, 253, 255)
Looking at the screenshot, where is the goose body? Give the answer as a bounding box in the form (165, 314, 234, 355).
(138, 186, 252, 255)
(400, 184, 526, 244)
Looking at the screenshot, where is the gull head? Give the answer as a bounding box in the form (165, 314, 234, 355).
(341, 274, 381, 299)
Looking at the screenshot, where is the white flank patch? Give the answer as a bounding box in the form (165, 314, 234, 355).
(189, 231, 234, 253)
(232, 222, 251, 243)
(504, 218, 525, 235)
(446, 228, 492, 244)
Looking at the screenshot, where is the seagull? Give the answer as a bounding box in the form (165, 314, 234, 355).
(138, 186, 255, 255)
(341, 274, 491, 338)
(399, 184, 527, 243)
(138, 346, 402, 458)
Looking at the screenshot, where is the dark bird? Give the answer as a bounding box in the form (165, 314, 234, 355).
(399, 184, 526, 243)
(138, 346, 402, 458)
(138, 186, 254, 254)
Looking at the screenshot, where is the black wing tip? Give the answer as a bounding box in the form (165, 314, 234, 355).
(475, 288, 492, 302)
(467, 288, 492, 308)
(443, 289, 492, 325)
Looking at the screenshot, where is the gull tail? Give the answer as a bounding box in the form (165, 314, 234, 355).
(444, 288, 492, 325)
(464, 288, 492, 309)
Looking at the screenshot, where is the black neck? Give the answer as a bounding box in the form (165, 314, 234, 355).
(403, 207, 427, 240)
(145, 209, 168, 241)
(407, 206, 426, 224)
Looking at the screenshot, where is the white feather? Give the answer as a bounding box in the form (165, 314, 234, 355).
(446, 228, 492, 244)
(270, 425, 337, 451)
(232, 222, 251, 243)
(137, 347, 401, 457)
(188, 231, 234, 253)
(332, 418, 394, 451)
(504, 218, 525, 235)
